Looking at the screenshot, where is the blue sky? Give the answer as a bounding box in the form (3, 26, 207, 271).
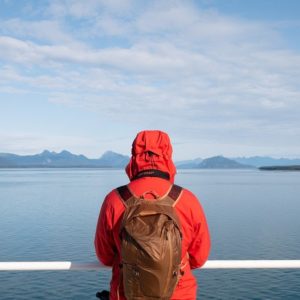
(1, 0, 300, 160)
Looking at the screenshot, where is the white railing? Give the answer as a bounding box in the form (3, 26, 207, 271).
(1, 260, 300, 271)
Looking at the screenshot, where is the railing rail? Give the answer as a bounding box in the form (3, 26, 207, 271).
(1, 260, 300, 271)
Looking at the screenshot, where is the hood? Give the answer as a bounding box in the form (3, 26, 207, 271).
(126, 130, 176, 183)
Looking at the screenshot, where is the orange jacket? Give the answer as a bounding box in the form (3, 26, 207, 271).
(95, 131, 210, 300)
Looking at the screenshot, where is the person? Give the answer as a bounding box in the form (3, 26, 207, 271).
(95, 130, 211, 300)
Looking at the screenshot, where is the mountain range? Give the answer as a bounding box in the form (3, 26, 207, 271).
(176, 156, 253, 169)
(232, 156, 300, 167)
(0, 150, 130, 168)
(0, 150, 299, 169)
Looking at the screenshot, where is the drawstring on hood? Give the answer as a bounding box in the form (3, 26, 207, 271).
(126, 130, 177, 183)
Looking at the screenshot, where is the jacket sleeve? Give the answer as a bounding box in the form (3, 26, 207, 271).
(94, 194, 116, 266)
(188, 196, 211, 269)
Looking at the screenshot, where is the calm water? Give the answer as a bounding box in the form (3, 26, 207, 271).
(0, 169, 300, 299)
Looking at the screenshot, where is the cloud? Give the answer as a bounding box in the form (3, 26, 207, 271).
(1, 32, 299, 123)
(0, 19, 77, 45)
(47, 0, 135, 19)
(1, 0, 300, 156)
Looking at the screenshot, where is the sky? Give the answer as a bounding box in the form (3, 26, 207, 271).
(1, 0, 300, 160)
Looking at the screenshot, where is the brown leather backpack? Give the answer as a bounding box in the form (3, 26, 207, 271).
(117, 184, 183, 300)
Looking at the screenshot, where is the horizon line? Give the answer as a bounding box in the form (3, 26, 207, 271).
(1, 149, 300, 161)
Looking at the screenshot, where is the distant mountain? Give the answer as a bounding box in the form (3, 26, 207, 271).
(176, 155, 252, 169)
(0, 150, 130, 168)
(0, 150, 91, 167)
(177, 155, 300, 169)
(96, 151, 130, 168)
(233, 156, 300, 167)
(0, 155, 15, 167)
(176, 158, 203, 169)
(198, 156, 252, 169)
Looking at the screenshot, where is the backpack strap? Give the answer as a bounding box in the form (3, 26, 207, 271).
(117, 185, 133, 203)
(117, 184, 183, 205)
(168, 184, 183, 206)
